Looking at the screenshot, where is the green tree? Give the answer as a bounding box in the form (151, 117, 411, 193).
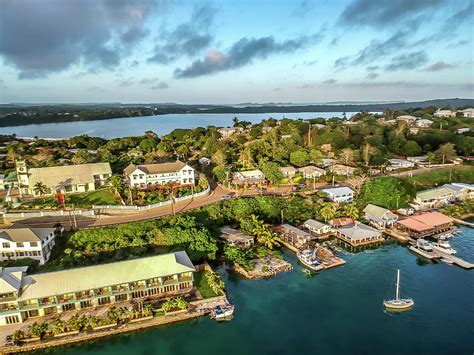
(435, 142, 456, 163)
(33, 181, 47, 195)
(319, 202, 337, 222)
(357, 177, 414, 209)
(402, 141, 422, 156)
(342, 203, 359, 220)
(109, 176, 125, 205)
(259, 161, 284, 184)
(290, 149, 310, 167)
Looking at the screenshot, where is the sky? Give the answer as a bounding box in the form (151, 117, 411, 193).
(0, 0, 473, 104)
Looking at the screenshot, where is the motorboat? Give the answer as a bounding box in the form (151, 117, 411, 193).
(431, 237, 456, 255)
(297, 249, 324, 271)
(211, 304, 234, 321)
(408, 239, 437, 259)
(383, 269, 414, 312)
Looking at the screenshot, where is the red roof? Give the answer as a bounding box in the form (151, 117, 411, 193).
(398, 212, 453, 232)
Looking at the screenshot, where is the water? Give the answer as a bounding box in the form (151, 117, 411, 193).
(0, 112, 358, 139)
(43, 223, 474, 355)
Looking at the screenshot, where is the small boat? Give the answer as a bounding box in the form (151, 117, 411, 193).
(440, 257, 454, 265)
(210, 304, 234, 321)
(408, 239, 437, 259)
(383, 269, 414, 312)
(431, 237, 456, 255)
(297, 249, 324, 271)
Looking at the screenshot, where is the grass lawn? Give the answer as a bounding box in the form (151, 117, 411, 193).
(194, 270, 221, 299)
(20, 188, 118, 209)
(405, 168, 474, 190)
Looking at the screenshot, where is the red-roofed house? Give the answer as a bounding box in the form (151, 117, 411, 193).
(396, 211, 455, 238)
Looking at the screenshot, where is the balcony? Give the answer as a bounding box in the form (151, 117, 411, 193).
(75, 293, 94, 300)
(129, 284, 146, 291)
(0, 304, 19, 312)
(39, 298, 57, 306)
(112, 287, 129, 294)
(146, 281, 162, 288)
(19, 302, 39, 311)
(95, 289, 112, 297)
(178, 276, 193, 283)
(163, 279, 177, 286)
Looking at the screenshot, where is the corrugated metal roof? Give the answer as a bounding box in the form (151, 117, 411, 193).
(363, 204, 397, 220)
(124, 161, 188, 176)
(338, 222, 382, 241)
(304, 219, 329, 230)
(17, 251, 195, 301)
(0, 228, 54, 242)
(28, 163, 111, 187)
(416, 187, 454, 201)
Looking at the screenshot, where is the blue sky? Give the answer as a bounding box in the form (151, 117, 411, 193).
(0, 0, 473, 104)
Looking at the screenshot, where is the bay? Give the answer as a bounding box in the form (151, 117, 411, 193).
(0, 112, 359, 139)
(42, 222, 474, 355)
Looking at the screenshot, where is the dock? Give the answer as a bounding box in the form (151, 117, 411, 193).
(434, 249, 474, 269)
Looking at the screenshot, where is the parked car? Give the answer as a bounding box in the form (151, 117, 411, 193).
(220, 194, 233, 200)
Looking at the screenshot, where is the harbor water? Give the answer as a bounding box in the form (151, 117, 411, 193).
(41, 222, 474, 355)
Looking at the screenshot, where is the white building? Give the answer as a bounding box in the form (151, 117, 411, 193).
(303, 219, 332, 235)
(461, 108, 474, 117)
(330, 164, 356, 176)
(396, 115, 417, 123)
(387, 159, 415, 171)
(407, 156, 428, 166)
(298, 166, 325, 179)
(321, 187, 354, 203)
(124, 161, 195, 189)
(232, 169, 266, 186)
(457, 128, 470, 134)
(434, 109, 456, 117)
(442, 183, 474, 201)
(0, 228, 56, 265)
(218, 127, 244, 139)
(415, 119, 433, 128)
(279, 166, 298, 178)
(0, 174, 4, 191)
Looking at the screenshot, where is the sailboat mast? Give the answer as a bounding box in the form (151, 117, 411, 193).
(396, 269, 400, 300)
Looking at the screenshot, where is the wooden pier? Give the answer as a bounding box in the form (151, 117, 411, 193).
(434, 249, 474, 269)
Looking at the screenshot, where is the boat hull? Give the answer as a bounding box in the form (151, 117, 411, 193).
(298, 256, 324, 271)
(383, 299, 414, 312)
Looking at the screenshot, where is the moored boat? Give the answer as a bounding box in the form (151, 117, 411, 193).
(211, 304, 235, 321)
(431, 236, 456, 255)
(297, 249, 324, 271)
(408, 239, 438, 259)
(383, 269, 414, 312)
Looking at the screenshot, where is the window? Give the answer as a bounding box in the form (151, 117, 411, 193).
(5, 316, 19, 324)
(80, 300, 92, 309)
(98, 297, 111, 305)
(2, 243, 9, 248)
(115, 294, 127, 302)
(30, 242, 38, 247)
(16, 243, 24, 248)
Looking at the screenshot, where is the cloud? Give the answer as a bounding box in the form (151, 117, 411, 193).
(366, 72, 379, 79)
(292, 0, 313, 17)
(339, 0, 443, 28)
(140, 77, 161, 84)
(117, 78, 134, 87)
(151, 81, 169, 90)
(366, 66, 379, 71)
(447, 39, 470, 48)
(322, 79, 337, 85)
(384, 51, 428, 71)
(174, 32, 324, 78)
(423, 61, 455, 71)
(0, 0, 157, 79)
(147, 4, 216, 64)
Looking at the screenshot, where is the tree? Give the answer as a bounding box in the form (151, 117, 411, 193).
(205, 271, 225, 295)
(357, 177, 414, 210)
(435, 142, 456, 163)
(259, 161, 283, 184)
(33, 181, 47, 196)
(256, 231, 282, 250)
(402, 141, 422, 156)
(109, 176, 125, 205)
(338, 148, 355, 166)
(342, 203, 359, 220)
(290, 149, 310, 167)
(319, 202, 337, 222)
(426, 152, 436, 166)
(27, 321, 49, 338)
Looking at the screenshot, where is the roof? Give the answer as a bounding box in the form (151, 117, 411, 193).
(443, 183, 474, 194)
(304, 219, 329, 230)
(398, 212, 453, 232)
(338, 222, 382, 240)
(280, 224, 313, 238)
(416, 187, 454, 201)
(0, 267, 28, 294)
(321, 187, 354, 196)
(363, 204, 397, 220)
(279, 166, 298, 173)
(0, 228, 55, 243)
(396, 115, 417, 120)
(330, 218, 354, 227)
(234, 169, 265, 179)
(27, 163, 111, 188)
(298, 166, 325, 174)
(388, 159, 414, 165)
(124, 161, 188, 175)
(331, 164, 356, 171)
(220, 227, 253, 242)
(17, 251, 195, 301)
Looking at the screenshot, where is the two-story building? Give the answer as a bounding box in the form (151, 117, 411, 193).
(0, 251, 195, 326)
(303, 219, 332, 235)
(330, 164, 356, 176)
(220, 227, 254, 248)
(334, 222, 384, 246)
(442, 183, 474, 200)
(276, 224, 315, 249)
(321, 187, 354, 203)
(362, 204, 398, 229)
(0, 228, 56, 265)
(434, 109, 456, 118)
(411, 187, 456, 210)
(124, 161, 195, 188)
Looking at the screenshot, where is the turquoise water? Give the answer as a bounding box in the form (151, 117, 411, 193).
(44, 224, 474, 355)
(0, 112, 359, 139)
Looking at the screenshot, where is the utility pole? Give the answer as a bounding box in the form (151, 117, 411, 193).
(442, 154, 445, 165)
(281, 209, 284, 224)
(396, 195, 400, 210)
(313, 176, 316, 191)
(72, 204, 77, 229)
(308, 124, 312, 148)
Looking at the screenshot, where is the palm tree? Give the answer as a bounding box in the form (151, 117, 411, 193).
(257, 231, 282, 250)
(33, 181, 47, 196)
(342, 203, 359, 220)
(319, 202, 337, 222)
(109, 176, 125, 205)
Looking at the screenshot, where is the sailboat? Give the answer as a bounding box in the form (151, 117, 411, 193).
(383, 269, 414, 311)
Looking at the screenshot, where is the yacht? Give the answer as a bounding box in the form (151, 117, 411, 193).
(431, 236, 456, 255)
(297, 249, 324, 271)
(211, 304, 234, 321)
(408, 239, 437, 259)
(383, 269, 414, 312)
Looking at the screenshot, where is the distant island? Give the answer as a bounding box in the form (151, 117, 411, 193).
(0, 98, 473, 128)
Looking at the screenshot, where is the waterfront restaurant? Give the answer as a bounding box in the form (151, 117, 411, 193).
(0, 251, 195, 326)
(276, 224, 315, 249)
(396, 211, 455, 238)
(334, 222, 384, 246)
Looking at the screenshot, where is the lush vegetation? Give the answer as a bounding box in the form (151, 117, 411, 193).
(17, 189, 118, 209)
(405, 169, 474, 191)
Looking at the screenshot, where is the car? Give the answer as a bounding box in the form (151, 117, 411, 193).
(220, 194, 233, 200)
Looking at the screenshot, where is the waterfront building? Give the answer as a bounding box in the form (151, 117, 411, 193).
(442, 183, 474, 200)
(15, 160, 112, 196)
(330, 164, 356, 176)
(434, 109, 456, 117)
(411, 187, 456, 210)
(457, 128, 470, 134)
(386, 159, 415, 171)
(298, 166, 325, 179)
(276, 224, 315, 248)
(220, 227, 254, 248)
(0, 251, 195, 326)
(279, 166, 298, 178)
(362, 204, 398, 229)
(334, 222, 384, 246)
(232, 169, 266, 186)
(329, 218, 354, 228)
(0, 228, 56, 265)
(303, 219, 332, 235)
(124, 161, 195, 188)
(397, 212, 454, 238)
(321, 187, 354, 203)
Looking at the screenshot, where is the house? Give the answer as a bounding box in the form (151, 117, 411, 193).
(232, 169, 266, 186)
(316, 158, 336, 168)
(15, 160, 112, 196)
(334, 222, 384, 246)
(0, 228, 56, 265)
(396, 115, 417, 123)
(262, 126, 273, 133)
(303, 219, 332, 235)
(0, 251, 195, 326)
(321, 187, 354, 202)
(218, 127, 244, 139)
(219, 227, 254, 248)
(387, 159, 415, 171)
(124, 161, 195, 188)
(397, 212, 454, 238)
(279, 166, 298, 178)
(407, 156, 428, 166)
(411, 187, 456, 210)
(457, 128, 470, 134)
(362, 204, 398, 229)
(461, 108, 474, 117)
(330, 164, 356, 176)
(313, 124, 326, 129)
(329, 218, 354, 228)
(415, 119, 433, 128)
(298, 166, 325, 179)
(442, 183, 474, 200)
(434, 109, 456, 117)
(198, 157, 212, 166)
(276, 224, 315, 248)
